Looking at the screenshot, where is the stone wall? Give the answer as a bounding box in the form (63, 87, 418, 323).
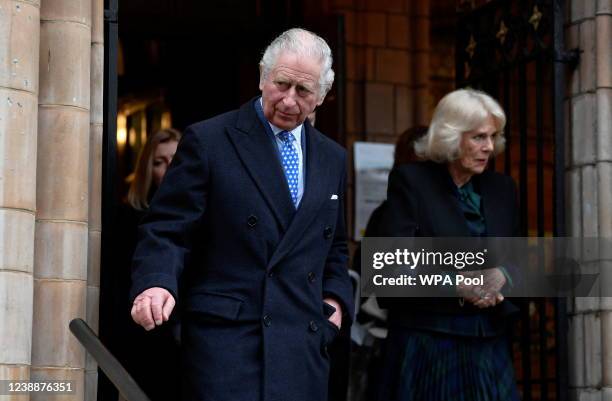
(0, 0, 40, 398)
(85, 0, 104, 398)
(566, 0, 612, 400)
(0, 0, 102, 399)
(31, 0, 92, 399)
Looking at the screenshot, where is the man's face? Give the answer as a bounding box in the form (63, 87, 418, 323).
(259, 52, 324, 130)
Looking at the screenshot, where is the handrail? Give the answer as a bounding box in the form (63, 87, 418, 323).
(69, 318, 151, 401)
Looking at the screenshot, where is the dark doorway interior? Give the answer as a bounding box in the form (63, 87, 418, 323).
(116, 0, 345, 130)
(112, 0, 343, 195)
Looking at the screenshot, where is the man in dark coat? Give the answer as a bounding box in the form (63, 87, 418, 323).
(129, 28, 354, 401)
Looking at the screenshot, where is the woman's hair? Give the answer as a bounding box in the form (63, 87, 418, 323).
(259, 28, 334, 100)
(414, 88, 506, 163)
(127, 127, 182, 211)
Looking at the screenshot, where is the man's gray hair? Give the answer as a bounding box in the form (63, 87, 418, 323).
(260, 28, 335, 99)
(414, 88, 506, 163)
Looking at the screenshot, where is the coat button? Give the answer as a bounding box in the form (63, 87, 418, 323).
(309, 320, 318, 332)
(247, 215, 258, 227)
(263, 314, 272, 327)
(268, 271, 274, 278)
(323, 226, 333, 239)
(307, 272, 316, 283)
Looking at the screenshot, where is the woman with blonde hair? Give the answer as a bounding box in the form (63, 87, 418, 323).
(378, 88, 520, 401)
(127, 127, 182, 210)
(114, 127, 182, 401)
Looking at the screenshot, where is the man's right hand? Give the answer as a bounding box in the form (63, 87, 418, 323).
(131, 287, 175, 331)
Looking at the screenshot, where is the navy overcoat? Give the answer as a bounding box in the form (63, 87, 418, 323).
(130, 98, 354, 401)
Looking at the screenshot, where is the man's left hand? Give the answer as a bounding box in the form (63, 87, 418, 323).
(323, 298, 342, 329)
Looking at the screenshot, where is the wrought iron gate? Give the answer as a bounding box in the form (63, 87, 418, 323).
(456, 0, 578, 400)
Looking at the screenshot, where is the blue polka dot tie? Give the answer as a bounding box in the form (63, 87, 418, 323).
(278, 131, 299, 206)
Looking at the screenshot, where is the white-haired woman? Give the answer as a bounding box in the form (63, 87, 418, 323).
(378, 88, 520, 401)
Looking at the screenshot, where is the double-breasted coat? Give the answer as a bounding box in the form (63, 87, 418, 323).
(130, 98, 354, 401)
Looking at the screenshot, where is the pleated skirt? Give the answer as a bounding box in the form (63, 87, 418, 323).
(378, 328, 520, 401)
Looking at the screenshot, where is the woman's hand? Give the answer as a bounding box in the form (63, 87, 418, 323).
(457, 267, 506, 308)
(468, 290, 504, 308)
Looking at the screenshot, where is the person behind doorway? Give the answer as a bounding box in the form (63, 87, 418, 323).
(377, 88, 520, 401)
(129, 28, 354, 401)
(352, 125, 428, 282)
(360, 125, 428, 239)
(114, 127, 182, 401)
(127, 127, 183, 211)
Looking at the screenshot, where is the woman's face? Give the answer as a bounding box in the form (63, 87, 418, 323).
(152, 140, 178, 187)
(452, 115, 498, 177)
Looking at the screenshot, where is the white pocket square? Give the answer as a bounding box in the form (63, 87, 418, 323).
(330, 194, 338, 200)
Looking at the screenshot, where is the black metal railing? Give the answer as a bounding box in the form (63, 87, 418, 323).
(70, 319, 151, 401)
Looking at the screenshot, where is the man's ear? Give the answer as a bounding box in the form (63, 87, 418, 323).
(316, 86, 328, 106)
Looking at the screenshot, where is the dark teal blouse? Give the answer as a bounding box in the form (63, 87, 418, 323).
(456, 180, 486, 237)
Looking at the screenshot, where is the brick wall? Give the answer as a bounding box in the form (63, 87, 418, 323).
(332, 0, 432, 146)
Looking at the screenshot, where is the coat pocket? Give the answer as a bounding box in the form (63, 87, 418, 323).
(321, 302, 340, 345)
(322, 319, 340, 345)
(185, 291, 244, 321)
(320, 319, 340, 360)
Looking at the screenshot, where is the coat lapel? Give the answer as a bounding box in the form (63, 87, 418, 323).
(267, 123, 329, 270)
(427, 162, 472, 236)
(435, 166, 506, 237)
(226, 99, 295, 232)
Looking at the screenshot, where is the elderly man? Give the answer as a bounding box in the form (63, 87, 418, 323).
(129, 28, 353, 401)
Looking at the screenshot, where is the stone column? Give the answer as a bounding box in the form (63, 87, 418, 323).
(85, 0, 103, 399)
(0, 0, 40, 397)
(566, 0, 612, 400)
(598, 1, 612, 400)
(32, 0, 91, 399)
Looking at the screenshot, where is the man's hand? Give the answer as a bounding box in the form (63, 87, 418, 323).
(323, 298, 342, 330)
(131, 287, 175, 331)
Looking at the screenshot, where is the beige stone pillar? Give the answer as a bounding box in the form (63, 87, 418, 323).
(566, 1, 612, 400)
(85, 0, 103, 399)
(32, 0, 91, 399)
(596, 1, 612, 399)
(0, 0, 40, 398)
